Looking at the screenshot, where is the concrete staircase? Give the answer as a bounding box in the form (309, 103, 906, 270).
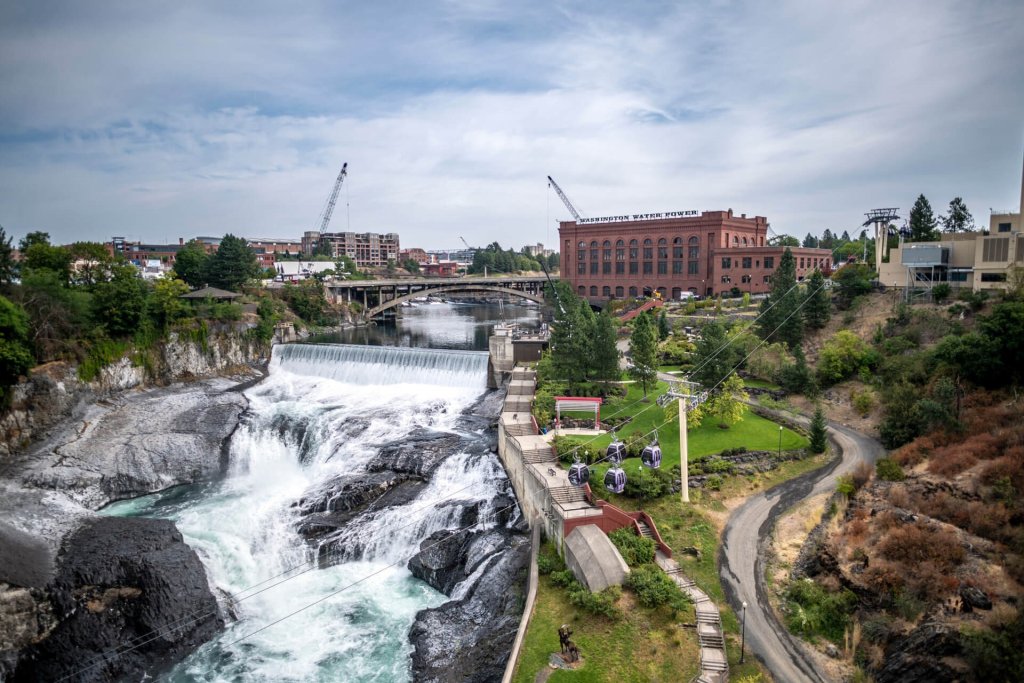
(548, 486, 588, 506)
(636, 519, 654, 539)
(656, 552, 729, 683)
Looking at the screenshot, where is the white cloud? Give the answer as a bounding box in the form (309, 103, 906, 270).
(0, 0, 1021, 248)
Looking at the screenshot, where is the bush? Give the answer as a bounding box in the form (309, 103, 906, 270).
(932, 283, 951, 303)
(875, 458, 905, 482)
(537, 551, 564, 576)
(568, 585, 621, 618)
(78, 337, 130, 382)
(625, 564, 689, 611)
(550, 569, 577, 588)
(851, 388, 875, 416)
(784, 579, 858, 643)
(705, 474, 723, 491)
(609, 528, 655, 566)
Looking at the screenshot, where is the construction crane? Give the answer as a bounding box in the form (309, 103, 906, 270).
(547, 175, 583, 222)
(459, 236, 472, 250)
(315, 162, 348, 232)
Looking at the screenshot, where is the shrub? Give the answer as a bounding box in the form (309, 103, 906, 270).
(836, 475, 856, 497)
(537, 551, 564, 576)
(550, 569, 577, 588)
(817, 330, 875, 385)
(609, 528, 656, 566)
(78, 337, 130, 382)
(568, 585, 621, 618)
(625, 564, 689, 611)
(932, 283, 951, 303)
(705, 474, 723, 491)
(784, 579, 858, 643)
(851, 389, 875, 416)
(875, 458, 905, 481)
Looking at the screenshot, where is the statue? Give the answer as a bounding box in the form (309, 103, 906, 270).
(558, 624, 573, 654)
(566, 641, 580, 663)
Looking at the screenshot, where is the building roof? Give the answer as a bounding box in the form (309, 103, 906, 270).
(180, 286, 242, 300)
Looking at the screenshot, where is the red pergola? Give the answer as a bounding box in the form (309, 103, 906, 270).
(554, 396, 603, 430)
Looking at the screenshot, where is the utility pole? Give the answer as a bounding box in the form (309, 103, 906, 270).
(660, 380, 709, 504)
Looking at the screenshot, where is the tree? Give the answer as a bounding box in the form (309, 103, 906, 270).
(690, 319, 738, 389)
(402, 258, 421, 274)
(549, 282, 594, 390)
(18, 231, 51, 253)
(908, 194, 939, 242)
(91, 264, 146, 337)
(710, 373, 748, 428)
(0, 226, 15, 286)
(15, 268, 91, 361)
(820, 229, 835, 250)
(802, 233, 819, 248)
(769, 234, 800, 247)
(0, 295, 35, 403)
(173, 241, 210, 288)
(833, 263, 874, 309)
(840, 230, 851, 242)
(803, 270, 831, 330)
(816, 330, 873, 385)
(941, 197, 975, 233)
(757, 248, 803, 348)
(628, 311, 658, 398)
(657, 310, 670, 341)
(205, 234, 259, 291)
(809, 405, 828, 453)
(591, 312, 620, 385)
(67, 242, 113, 287)
(147, 278, 191, 330)
(21, 238, 72, 284)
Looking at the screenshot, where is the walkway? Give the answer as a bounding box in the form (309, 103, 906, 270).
(656, 552, 728, 683)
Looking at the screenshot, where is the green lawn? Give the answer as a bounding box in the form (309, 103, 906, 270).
(742, 377, 781, 390)
(512, 545, 699, 683)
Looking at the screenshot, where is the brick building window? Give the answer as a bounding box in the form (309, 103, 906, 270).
(643, 238, 653, 259)
(578, 286, 585, 295)
(721, 275, 731, 283)
(763, 275, 771, 283)
(658, 238, 668, 259)
(799, 257, 805, 268)
(603, 240, 612, 260)
(629, 239, 639, 259)
(577, 263, 585, 275)
(616, 262, 624, 275)
(764, 256, 774, 269)
(629, 286, 638, 297)
(590, 262, 598, 275)
(688, 261, 699, 275)
(603, 262, 611, 274)
(657, 262, 667, 274)
(602, 286, 611, 297)
(590, 286, 598, 296)
(643, 262, 653, 274)
(629, 262, 638, 275)
(741, 274, 751, 283)
(672, 261, 683, 274)
(590, 241, 598, 260)
(742, 257, 752, 268)
(722, 257, 731, 269)
(673, 237, 683, 258)
(615, 286, 624, 297)
(688, 236, 700, 259)
(616, 239, 625, 261)
(577, 241, 585, 261)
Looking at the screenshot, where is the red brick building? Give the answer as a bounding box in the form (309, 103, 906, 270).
(558, 209, 831, 301)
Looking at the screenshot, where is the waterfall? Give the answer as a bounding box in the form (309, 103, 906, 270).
(271, 343, 489, 388)
(105, 342, 507, 682)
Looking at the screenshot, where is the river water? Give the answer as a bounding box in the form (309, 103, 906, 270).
(104, 302, 542, 682)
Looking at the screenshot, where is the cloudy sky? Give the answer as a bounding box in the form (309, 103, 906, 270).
(1, 0, 1021, 250)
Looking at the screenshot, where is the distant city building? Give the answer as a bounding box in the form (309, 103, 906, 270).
(878, 156, 1024, 293)
(274, 260, 336, 282)
(427, 248, 475, 266)
(559, 209, 831, 301)
(525, 243, 555, 259)
(247, 238, 303, 269)
(303, 231, 400, 267)
(421, 261, 459, 277)
(399, 248, 429, 263)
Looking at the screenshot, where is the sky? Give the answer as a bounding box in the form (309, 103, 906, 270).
(1, 0, 1022, 251)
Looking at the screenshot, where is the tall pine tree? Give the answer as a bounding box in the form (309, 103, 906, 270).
(809, 404, 828, 453)
(942, 197, 975, 233)
(908, 194, 939, 242)
(591, 311, 620, 385)
(802, 233, 818, 248)
(803, 269, 831, 330)
(690, 319, 738, 389)
(628, 311, 658, 398)
(757, 248, 803, 349)
(550, 285, 594, 390)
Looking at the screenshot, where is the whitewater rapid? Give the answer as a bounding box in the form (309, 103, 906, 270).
(107, 344, 507, 682)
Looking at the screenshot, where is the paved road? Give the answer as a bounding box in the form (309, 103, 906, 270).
(719, 413, 885, 683)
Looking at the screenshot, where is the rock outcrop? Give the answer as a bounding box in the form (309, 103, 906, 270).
(10, 517, 222, 683)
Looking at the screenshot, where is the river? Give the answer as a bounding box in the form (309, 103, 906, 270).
(104, 302, 542, 681)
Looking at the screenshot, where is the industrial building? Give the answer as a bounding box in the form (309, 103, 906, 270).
(302, 230, 400, 268)
(557, 209, 831, 301)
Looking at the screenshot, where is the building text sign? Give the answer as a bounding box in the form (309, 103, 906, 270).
(578, 210, 699, 224)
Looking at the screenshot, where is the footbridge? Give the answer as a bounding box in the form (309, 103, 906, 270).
(325, 275, 549, 320)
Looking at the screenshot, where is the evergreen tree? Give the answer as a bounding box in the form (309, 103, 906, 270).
(840, 230, 851, 242)
(549, 283, 594, 390)
(205, 234, 259, 291)
(0, 226, 15, 286)
(591, 311, 620, 385)
(173, 240, 211, 288)
(689, 319, 738, 389)
(942, 197, 975, 233)
(657, 309, 670, 340)
(820, 229, 835, 250)
(908, 194, 939, 242)
(628, 311, 658, 398)
(757, 248, 803, 348)
(803, 269, 831, 330)
(91, 263, 146, 337)
(0, 295, 34, 403)
(809, 404, 828, 453)
(802, 233, 818, 248)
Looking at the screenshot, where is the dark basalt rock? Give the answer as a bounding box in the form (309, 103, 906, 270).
(295, 473, 427, 540)
(874, 621, 965, 683)
(408, 528, 479, 596)
(367, 431, 488, 477)
(959, 585, 992, 612)
(409, 534, 530, 683)
(12, 516, 222, 683)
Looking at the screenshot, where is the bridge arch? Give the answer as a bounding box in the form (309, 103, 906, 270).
(362, 284, 545, 319)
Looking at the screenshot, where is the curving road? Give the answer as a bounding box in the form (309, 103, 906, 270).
(719, 414, 885, 683)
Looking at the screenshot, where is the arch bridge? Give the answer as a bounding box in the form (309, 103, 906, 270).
(325, 275, 549, 320)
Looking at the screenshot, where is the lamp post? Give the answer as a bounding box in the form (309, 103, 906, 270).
(740, 601, 747, 663)
(778, 425, 784, 458)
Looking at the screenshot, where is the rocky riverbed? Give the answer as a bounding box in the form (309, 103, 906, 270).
(0, 378, 252, 681)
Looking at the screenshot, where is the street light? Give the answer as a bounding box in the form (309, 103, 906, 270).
(740, 601, 747, 663)
(778, 425, 783, 458)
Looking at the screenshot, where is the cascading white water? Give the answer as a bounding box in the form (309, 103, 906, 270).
(106, 343, 506, 682)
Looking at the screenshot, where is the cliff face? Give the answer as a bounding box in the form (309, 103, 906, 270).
(0, 330, 267, 462)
